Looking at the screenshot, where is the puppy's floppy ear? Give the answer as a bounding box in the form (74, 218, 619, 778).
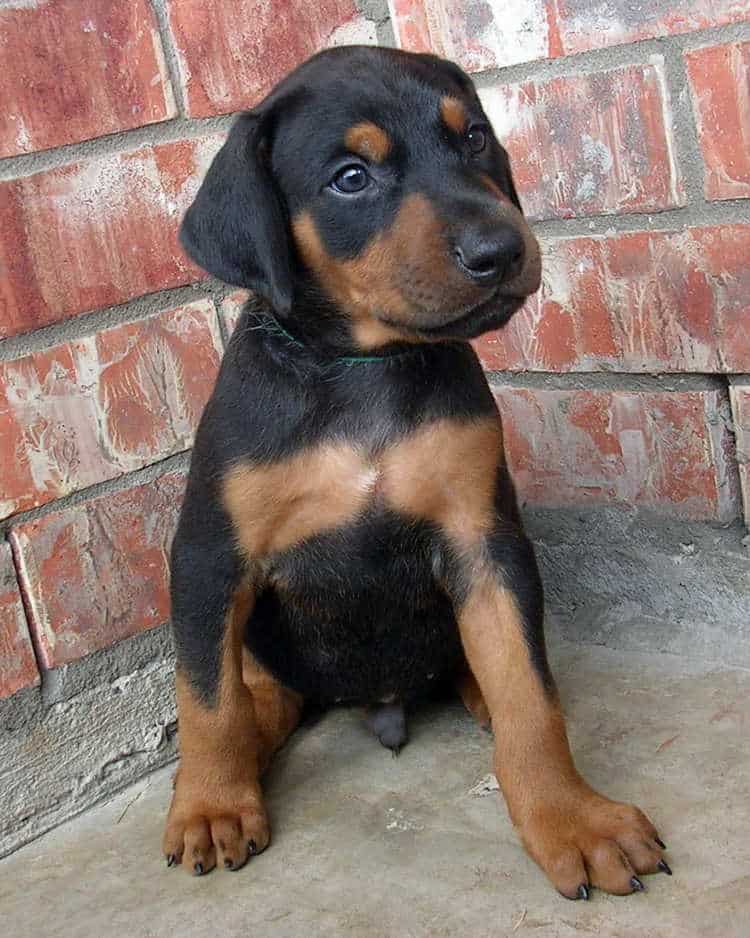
(179, 111, 292, 314)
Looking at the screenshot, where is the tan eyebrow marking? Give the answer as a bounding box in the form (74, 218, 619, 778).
(440, 95, 467, 134)
(344, 122, 392, 162)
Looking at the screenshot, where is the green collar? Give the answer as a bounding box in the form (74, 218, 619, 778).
(249, 314, 417, 366)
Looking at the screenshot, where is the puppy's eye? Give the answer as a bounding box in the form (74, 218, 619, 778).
(331, 164, 370, 194)
(466, 125, 487, 154)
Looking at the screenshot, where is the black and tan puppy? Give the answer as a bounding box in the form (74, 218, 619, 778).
(163, 46, 671, 898)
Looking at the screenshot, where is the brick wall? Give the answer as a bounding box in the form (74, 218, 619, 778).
(1, 0, 749, 700)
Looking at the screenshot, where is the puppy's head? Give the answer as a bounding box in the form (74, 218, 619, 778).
(181, 46, 541, 348)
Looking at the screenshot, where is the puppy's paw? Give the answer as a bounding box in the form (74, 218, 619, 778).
(163, 770, 270, 876)
(518, 792, 670, 899)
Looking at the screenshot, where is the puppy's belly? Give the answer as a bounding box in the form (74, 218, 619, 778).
(244, 513, 463, 704)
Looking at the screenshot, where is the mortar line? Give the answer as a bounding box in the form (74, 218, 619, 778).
(149, 0, 187, 118)
(0, 450, 192, 539)
(7, 532, 52, 693)
(486, 371, 729, 393)
(0, 279, 235, 364)
(0, 113, 236, 182)
(660, 37, 706, 207)
(528, 198, 750, 238)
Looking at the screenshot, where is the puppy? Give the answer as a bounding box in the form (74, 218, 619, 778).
(163, 45, 671, 897)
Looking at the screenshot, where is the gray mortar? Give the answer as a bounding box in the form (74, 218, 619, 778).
(488, 371, 727, 391)
(355, 0, 391, 28)
(0, 450, 192, 538)
(149, 0, 188, 117)
(353, 0, 398, 47)
(0, 113, 237, 184)
(0, 685, 43, 735)
(0, 279, 232, 365)
(38, 624, 174, 707)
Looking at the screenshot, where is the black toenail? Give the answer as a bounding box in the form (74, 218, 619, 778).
(655, 837, 667, 849)
(631, 876, 645, 892)
(577, 884, 590, 900)
(658, 859, 672, 876)
(247, 839, 257, 855)
(194, 862, 204, 875)
(166, 854, 176, 868)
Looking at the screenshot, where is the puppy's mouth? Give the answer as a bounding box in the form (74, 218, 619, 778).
(383, 291, 525, 341)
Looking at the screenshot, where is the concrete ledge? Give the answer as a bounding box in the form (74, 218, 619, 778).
(528, 507, 750, 666)
(0, 628, 177, 858)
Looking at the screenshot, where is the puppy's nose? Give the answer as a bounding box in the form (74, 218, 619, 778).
(453, 224, 525, 285)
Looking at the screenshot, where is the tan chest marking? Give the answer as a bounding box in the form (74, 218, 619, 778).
(222, 416, 503, 559)
(223, 443, 377, 557)
(380, 415, 504, 549)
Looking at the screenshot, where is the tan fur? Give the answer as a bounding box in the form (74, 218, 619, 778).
(440, 95, 467, 134)
(292, 195, 492, 346)
(221, 416, 503, 559)
(380, 415, 503, 548)
(350, 317, 423, 349)
(456, 664, 491, 728)
(345, 121, 392, 162)
(163, 583, 270, 873)
(457, 574, 664, 896)
(242, 646, 303, 773)
(223, 443, 376, 557)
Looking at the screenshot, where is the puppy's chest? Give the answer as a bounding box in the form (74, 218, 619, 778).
(222, 415, 503, 559)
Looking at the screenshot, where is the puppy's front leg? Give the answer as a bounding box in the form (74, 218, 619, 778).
(162, 514, 270, 876)
(454, 529, 669, 898)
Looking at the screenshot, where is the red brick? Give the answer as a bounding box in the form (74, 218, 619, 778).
(0, 0, 176, 158)
(557, 1, 750, 57)
(479, 61, 684, 221)
(686, 41, 750, 201)
(390, 0, 553, 71)
(0, 301, 221, 521)
(166, 0, 376, 118)
(0, 542, 39, 697)
(0, 136, 223, 339)
(218, 291, 249, 337)
(10, 473, 185, 669)
(392, 1, 750, 68)
(494, 387, 739, 520)
(476, 225, 750, 373)
(729, 381, 750, 525)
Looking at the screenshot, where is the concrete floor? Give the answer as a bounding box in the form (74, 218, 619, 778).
(2, 641, 749, 938)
